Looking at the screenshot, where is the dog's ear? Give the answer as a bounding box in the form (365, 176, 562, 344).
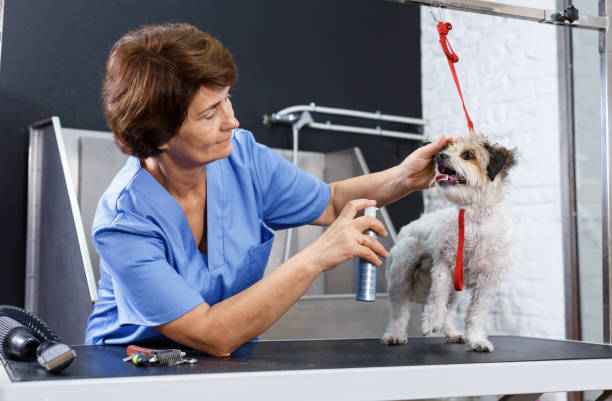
(484, 143, 517, 181)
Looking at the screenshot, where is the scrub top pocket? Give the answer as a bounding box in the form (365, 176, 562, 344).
(247, 225, 275, 285)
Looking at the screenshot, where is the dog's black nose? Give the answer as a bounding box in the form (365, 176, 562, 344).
(435, 153, 448, 164)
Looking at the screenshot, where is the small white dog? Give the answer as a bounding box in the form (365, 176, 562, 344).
(382, 132, 516, 352)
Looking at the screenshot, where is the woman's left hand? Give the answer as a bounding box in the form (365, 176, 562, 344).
(398, 134, 456, 191)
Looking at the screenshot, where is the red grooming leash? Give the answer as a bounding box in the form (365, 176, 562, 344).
(437, 21, 475, 133)
(434, 14, 471, 290)
(455, 208, 465, 291)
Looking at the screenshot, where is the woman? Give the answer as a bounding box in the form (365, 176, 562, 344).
(85, 23, 451, 357)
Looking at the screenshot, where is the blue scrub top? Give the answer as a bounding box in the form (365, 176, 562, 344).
(84, 129, 330, 345)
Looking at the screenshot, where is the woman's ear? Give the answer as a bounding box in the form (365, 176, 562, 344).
(157, 137, 171, 151)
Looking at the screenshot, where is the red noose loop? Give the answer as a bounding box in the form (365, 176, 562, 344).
(437, 22, 474, 133)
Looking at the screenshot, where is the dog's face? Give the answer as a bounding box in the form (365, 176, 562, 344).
(434, 132, 516, 206)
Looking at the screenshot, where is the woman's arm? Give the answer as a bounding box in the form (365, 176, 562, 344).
(155, 250, 320, 357)
(155, 136, 450, 355)
(155, 199, 388, 357)
(312, 135, 453, 226)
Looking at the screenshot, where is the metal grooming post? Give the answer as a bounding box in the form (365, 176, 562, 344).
(389, 0, 611, 342)
(602, 0, 612, 344)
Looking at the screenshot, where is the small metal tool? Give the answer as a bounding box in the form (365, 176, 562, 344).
(168, 356, 197, 366)
(124, 345, 197, 367)
(127, 352, 149, 367)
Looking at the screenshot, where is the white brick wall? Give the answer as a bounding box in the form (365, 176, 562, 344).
(420, 0, 566, 340)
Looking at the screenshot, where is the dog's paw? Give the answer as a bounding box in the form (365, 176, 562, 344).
(445, 333, 466, 344)
(468, 337, 494, 352)
(381, 334, 408, 345)
(421, 311, 444, 335)
(421, 320, 443, 335)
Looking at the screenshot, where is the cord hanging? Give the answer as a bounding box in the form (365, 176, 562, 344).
(428, 5, 445, 24)
(434, 14, 475, 133)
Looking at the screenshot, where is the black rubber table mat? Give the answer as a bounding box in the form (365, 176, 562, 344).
(3, 336, 612, 382)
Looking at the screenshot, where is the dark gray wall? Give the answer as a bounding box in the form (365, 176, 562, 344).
(0, 0, 421, 307)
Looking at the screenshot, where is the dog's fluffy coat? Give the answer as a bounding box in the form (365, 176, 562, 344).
(382, 133, 516, 352)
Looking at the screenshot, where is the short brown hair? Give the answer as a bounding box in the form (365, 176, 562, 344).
(103, 23, 238, 158)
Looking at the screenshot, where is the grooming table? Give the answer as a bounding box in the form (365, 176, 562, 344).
(1, 336, 611, 401)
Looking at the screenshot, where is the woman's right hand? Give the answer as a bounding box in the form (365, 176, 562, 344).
(303, 199, 389, 273)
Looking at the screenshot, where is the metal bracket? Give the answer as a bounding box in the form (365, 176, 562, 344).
(389, 0, 607, 30)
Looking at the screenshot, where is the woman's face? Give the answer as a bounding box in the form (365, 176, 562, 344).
(160, 85, 239, 167)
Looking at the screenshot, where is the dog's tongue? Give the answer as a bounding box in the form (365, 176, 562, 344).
(435, 174, 460, 184)
(435, 174, 448, 183)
